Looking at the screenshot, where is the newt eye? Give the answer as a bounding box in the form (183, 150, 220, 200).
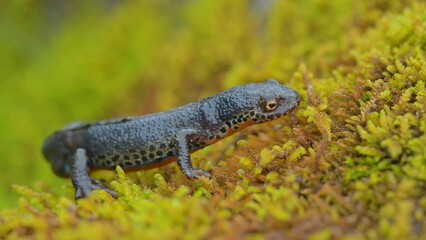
(259, 96, 279, 112)
(265, 100, 278, 111)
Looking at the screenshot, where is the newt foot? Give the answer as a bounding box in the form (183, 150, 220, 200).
(188, 169, 212, 179)
(74, 179, 118, 199)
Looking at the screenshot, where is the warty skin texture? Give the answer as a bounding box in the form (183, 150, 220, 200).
(42, 79, 300, 198)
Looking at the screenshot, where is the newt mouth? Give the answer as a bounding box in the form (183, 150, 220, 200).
(290, 101, 300, 112)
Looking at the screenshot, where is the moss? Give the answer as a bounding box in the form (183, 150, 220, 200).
(1, 0, 425, 239)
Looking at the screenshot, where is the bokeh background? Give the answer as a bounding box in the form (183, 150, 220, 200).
(0, 0, 414, 207)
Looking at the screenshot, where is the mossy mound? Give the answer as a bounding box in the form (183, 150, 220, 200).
(1, 1, 425, 239)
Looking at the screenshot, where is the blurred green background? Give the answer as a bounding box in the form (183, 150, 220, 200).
(0, 0, 406, 208)
(0, 0, 167, 208)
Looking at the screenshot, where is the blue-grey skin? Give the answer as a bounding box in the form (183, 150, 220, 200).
(42, 79, 300, 199)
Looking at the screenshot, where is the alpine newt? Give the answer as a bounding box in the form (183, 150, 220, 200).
(42, 79, 300, 198)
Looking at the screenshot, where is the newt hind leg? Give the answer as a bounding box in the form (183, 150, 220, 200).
(71, 148, 118, 199)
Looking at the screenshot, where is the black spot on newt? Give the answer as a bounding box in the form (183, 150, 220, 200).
(112, 155, 120, 162)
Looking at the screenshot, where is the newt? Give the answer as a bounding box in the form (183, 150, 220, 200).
(42, 79, 300, 199)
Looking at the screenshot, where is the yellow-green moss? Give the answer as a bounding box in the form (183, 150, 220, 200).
(1, 0, 425, 239)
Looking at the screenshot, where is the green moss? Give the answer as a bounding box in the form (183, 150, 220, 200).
(1, 0, 425, 239)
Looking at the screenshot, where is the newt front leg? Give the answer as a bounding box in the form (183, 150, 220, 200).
(174, 129, 212, 179)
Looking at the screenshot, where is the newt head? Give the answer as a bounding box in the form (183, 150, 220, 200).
(219, 79, 300, 124)
(255, 79, 300, 120)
